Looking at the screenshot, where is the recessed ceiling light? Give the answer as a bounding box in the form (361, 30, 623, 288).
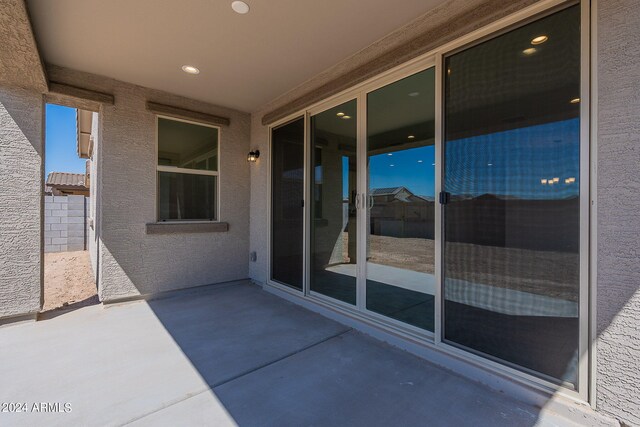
(181, 65, 200, 75)
(522, 47, 537, 56)
(408, 92, 420, 97)
(432, 163, 435, 166)
(407, 135, 415, 139)
(341, 115, 351, 120)
(387, 153, 393, 156)
(487, 163, 493, 166)
(231, 1, 250, 14)
(570, 98, 581, 104)
(390, 164, 395, 167)
(336, 112, 345, 117)
(531, 35, 548, 45)
(553, 177, 560, 183)
(541, 179, 548, 184)
(417, 160, 423, 163)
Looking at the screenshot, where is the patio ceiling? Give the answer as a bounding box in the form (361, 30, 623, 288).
(26, 0, 448, 112)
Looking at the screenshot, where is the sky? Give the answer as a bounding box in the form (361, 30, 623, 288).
(366, 118, 580, 200)
(45, 104, 86, 177)
(369, 146, 436, 197)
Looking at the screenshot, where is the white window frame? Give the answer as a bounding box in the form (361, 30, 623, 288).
(155, 115, 221, 223)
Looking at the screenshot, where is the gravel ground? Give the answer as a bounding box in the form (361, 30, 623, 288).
(43, 251, 98, 312)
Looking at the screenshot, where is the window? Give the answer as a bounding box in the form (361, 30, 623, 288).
(157, 117, 219, 221)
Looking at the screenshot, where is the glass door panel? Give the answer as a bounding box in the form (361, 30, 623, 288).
(310, 100, 358, 305)
(442, 5, 581, 385)
(365, 68, 436, 331)
(271, 117, 305, 290)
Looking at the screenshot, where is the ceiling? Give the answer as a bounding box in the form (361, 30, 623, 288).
(27, 0, 447, 113)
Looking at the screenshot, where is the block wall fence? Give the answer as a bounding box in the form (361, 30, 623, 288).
(44, 195, 89, 253)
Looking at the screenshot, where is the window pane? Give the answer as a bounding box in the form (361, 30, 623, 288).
(443, 6, 581, 385)
(158, 172, 217, 220)
(310, 100, 357, 305)
(271, 118, 305, 290)
(158, 118, 218, 172)
(366, 68, 436, 331)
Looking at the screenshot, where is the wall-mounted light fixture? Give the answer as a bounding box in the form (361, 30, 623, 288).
(247, 150, 260, 162)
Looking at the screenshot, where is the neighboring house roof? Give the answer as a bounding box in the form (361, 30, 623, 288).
(371, 187, 436, 203)
(370, 187, 408, 196)
(45, 172, 88, 193)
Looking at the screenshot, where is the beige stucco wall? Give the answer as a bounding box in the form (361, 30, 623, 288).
(88, 112, 100, 287)
(47, 66, 251, 301)
(0, 86, 43, 319)
(595, 0, 640, 424)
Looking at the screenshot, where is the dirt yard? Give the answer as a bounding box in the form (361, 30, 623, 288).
(368, 235, 579, 301)
(44, 251, 98, 312)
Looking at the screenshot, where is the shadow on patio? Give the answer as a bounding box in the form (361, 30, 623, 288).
(1, 281, 561, 426)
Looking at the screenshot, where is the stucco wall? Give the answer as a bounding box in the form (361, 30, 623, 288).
(595, 0, 640, 424)
(0, 86, 43, 319)
(88, 112, 100, 285)
(47, 66, 251, 302)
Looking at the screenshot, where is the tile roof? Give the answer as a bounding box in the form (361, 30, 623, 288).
(370, 187, 407, 196)
(45, 172, 87, 188)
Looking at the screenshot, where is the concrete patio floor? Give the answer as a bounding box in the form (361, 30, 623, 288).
(0, 280, 584, 426)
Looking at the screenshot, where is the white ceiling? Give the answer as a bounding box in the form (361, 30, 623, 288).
(27, 0, 447, 113)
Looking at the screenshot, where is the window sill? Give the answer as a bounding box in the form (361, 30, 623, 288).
(146, 222, 229, 234)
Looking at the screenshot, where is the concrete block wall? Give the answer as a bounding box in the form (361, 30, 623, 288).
(44, 195, 88, 252)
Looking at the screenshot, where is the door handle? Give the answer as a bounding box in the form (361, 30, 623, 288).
(368, 195, 374, 209)
(439, 191, 451, 205)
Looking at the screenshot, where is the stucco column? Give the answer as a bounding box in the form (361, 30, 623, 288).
(0, 86, 44, 322)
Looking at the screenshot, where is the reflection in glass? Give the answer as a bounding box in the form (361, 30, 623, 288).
(271, 118, 304, 290)
(443, 6, 581, 384)
(158, 118, 218, 171)
(366, 68, 436, 331)
(158, 172, 216, 220)
(310, 100, 357, 305)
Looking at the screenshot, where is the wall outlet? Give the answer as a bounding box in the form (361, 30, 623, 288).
(250, 251, 257, 262)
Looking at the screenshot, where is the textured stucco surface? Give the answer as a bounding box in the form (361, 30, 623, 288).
(47, 66, 251, 302)
(0, 0, 47, 91)
(88, 112, 99, 285)
(0, 86, 43, 318)
(595, 0, 640, 424)
(249, 112, 269, 283)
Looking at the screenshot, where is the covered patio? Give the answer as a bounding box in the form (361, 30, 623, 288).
(0, 281, 580, 426)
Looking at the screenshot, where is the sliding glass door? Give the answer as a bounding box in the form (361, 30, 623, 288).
(442, 5, 581, 385)
(269, 0, 587, 394)
(271, 117, 305, 290)
(365, 68, 436, 331)
(309, 100, 358, 305)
